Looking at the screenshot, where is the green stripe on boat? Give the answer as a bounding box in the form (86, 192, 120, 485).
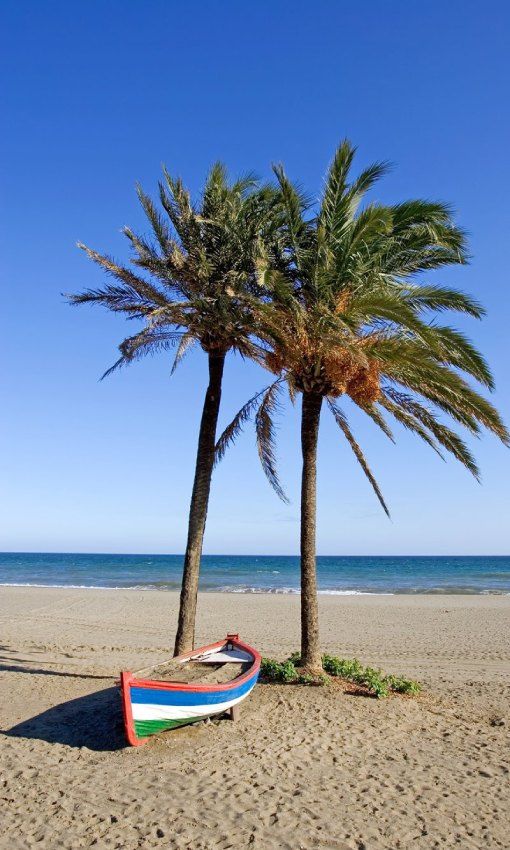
(134, 717, 202, 737)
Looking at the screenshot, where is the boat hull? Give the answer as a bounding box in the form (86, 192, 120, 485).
(120, 635, 260, 746)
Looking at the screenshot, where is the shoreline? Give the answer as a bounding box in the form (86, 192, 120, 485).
(1, 582, 509, 596)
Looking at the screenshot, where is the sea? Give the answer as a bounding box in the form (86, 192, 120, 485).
(0, 552, 509, 595)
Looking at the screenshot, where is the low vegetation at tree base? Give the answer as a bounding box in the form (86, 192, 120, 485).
(260, 653, 421, 698)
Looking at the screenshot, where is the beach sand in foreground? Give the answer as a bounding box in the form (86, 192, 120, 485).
(0, 587, 509, 849)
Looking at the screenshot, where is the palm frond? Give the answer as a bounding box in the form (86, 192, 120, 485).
(424, 325, 494, 389)
(357, 403, 395, 442)
(136, 184, 172, 253)
(231, 170, 259, 198)
(100, 329, 183, 379)
(100, 355, 127, 380)
(412, 369, 506, 442)
(320, 140, 390, 241)
(327, 399, 390, 516)
(399, 284, 484, 318)
(255, 382, 288, 503)
(320, 139, 356, 232)
(380, 392, 446, 448)
(67, 281, 156, 316)
(373, 338, 507, 440)
(170, 332, 196, 375)
(272, 163, 311, 267)
(75, 244, 169, 309)
(348, 160, 391, 202)
(381, 388, 480, 478)
(378, 394, 445, 459)
(214, 380, 281, 464)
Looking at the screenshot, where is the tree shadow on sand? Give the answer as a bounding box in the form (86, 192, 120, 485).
(0, 661, 113, 679)
(4, 686, 126, 751)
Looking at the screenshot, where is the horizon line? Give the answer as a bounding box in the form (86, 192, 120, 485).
(1, 551, 509, 559)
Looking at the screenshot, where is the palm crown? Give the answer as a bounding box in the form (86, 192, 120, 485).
(69, 163, 281, 656)
(70, 163, 277, 370)
(219, 141, 508, 512)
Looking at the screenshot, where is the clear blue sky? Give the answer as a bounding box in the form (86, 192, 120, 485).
(1, 1, 509, 555)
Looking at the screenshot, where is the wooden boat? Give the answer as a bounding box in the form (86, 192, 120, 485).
(120, 633, 261, 746)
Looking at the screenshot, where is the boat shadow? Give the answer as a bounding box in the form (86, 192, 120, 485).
(4, 686, 126, 751)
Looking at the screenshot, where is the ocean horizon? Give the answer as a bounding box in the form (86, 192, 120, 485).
(0, 552, 509, 595)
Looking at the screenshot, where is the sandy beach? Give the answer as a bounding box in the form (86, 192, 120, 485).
(1, 587, 509, 849)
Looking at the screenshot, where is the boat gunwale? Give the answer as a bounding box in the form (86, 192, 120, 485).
(125, 634, 261, 694)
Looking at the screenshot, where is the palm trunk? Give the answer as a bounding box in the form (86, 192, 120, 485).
(300, 390, 323, 671)
(173, 351, 225, 656)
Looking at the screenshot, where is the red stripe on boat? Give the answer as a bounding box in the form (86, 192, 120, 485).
(133, 636, 261, 693)
(120, 671, 147, 747)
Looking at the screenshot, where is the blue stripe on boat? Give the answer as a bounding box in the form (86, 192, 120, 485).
(130, 672, 258, 707)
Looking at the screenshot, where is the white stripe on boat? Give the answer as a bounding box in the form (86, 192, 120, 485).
(131, 692, 248, 722)
(185, 648, 253, 664)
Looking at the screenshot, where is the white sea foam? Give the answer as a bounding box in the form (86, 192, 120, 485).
(0, 582, 506, 595)
(318, 589, 394, 596)
(0, 582, 123, 590)
(217, 586, 393, 595)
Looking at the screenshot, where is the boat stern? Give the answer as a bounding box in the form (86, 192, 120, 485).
(120, 671, 148, 747)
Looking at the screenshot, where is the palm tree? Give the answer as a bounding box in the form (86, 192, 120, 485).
(69, 163, 278, 655)
(218, 141, 508, 671)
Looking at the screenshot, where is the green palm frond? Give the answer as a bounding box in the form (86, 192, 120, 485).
(398, 284, 484, 318)
(377, 396, 446, 459)
(346, 290, 441, 340)
(357, 403, 395, 442)
(68, 281, 154, 316)
(319, 139, 357, 233)
(327, 399, 390, 517)
(230, 171, 260, 198)
(119, 328, 182, 361)
(73, 244, 169, 311)
(390, 200, 467, 258)
(99, 329, 183, 379)
(320, 141, 390, 240)
(255, 382, 288, 503)
(158, 169, 201, 253)
(344, 203, 393, 250)
(214, 380, 282, 464)
(348, 160, 391, 204)
(136, 184, 172, 254)
(424, 325, 494, 389)
(380, 388, 480, 478)
(272, 163, 312, 269)
(396, 363, 506, 442)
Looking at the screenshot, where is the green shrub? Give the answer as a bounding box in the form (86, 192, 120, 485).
(280, 659, 299, 683)
(260, 653, 421, 699)
(260, 657, 297, 683)
(322, 655, 362, 679)
(361, 667, 390, 698)
(384, 674, 421, 695)
(288, 652, 301, 665)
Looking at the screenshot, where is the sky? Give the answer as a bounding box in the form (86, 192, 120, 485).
(1, 0, 509, 555)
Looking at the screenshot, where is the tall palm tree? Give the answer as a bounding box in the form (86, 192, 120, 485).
(218, 141, 508, 671)
(69, 163, 278, 655)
